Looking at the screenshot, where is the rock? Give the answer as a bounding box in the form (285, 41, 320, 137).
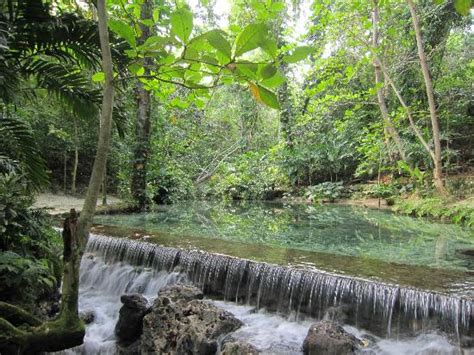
(79, 310, 95, 324)
(303, 320, 362, 355)
(115, 294, 149, 344)
(158, 283, 204, 302)
(221, 338, 260, 354)
(117, 339, 141, 355)
(141, 284, 243, 354)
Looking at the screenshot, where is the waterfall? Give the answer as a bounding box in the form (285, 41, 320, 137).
(86, 234, 473, 338)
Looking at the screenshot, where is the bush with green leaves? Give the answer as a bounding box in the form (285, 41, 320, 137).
(0, 173, 62, 304)
(0, 251, 59, 305)
(209, 150, 288, 200)
(304, 182, 351, 202)
(353, 183, 400, 199)
(149, 164, 196, 204)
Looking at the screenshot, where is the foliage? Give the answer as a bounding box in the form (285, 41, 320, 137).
(0, 0, 102, 111)
(148, 163, 196, 204)
(352, 183, 400, 200)
(0, 173, 62, 304)
(304, 182, 352, 202)
(0, 114, 48, 189)
(0, 251, 58, 304)
(394, 196, 474, 228)
(208, 150, 288, 200)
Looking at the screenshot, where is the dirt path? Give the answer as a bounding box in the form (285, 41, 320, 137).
(33, 193, 122, 215)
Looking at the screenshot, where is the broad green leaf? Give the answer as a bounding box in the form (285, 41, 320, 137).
(261, 70, 285, 88)
(194, 98, 205, 109)
(109, 19, 136, 48)
(153, 8, 160, 22)
(170, 8, 193, 43)
(260, 38, 278, 58)
(92, 72, 105, 82)
(141, 36, 169, 50)
(258, 85, 280, 110)
(236, 62, 258, 80)
(170, 97, 189, 109)
(128, 63, 142, 75)
(283, 46, 314, 63)
(260, 64, 277, 79)
(184, 47, 199, 60)
(203, 30, 232, 59)
(249, 82, 280, 109)
(454, 0, 471, 15)
(235, 23, 268, 57)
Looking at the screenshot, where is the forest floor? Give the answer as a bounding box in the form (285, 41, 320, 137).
(33, 192, 122, 215)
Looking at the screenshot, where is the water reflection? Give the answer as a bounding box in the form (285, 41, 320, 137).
(95, 201, 474, 272)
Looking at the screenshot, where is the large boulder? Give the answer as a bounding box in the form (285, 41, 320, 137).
(303, 320, 362, 355)
(115, 294, 149, 344)
(221, 337, 260, 355)
(141, 284, 243, 354)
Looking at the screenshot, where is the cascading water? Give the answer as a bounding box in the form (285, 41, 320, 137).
(86, 234, 472, 339)
(56, 233, 473, 354)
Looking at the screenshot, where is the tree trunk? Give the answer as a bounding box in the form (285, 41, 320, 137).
(71, 117, 79, 194)
(406, 0, 446, 194)
(372, 0, 406, 161)
(58, 209, 82, 323)
(63, 151, 67, 194)
(131, 0, 153, 211)
(76, 0, 115, 241)
(277, 61, 293, 149)
(102, 163, 108, 205)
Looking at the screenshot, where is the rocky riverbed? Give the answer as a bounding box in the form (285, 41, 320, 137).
(115, 284, 367, 355)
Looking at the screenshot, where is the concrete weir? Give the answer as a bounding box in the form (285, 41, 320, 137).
(86, 234, 473, 339)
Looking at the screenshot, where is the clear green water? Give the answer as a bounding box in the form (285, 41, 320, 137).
(94, 201, 474, 273)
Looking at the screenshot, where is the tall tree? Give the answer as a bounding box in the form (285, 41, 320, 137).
(406, 0, 446, 194)
(371, 0, 406, 161)
(131, 0, 153, 210)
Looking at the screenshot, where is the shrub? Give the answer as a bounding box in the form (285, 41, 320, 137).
(209, 150, 288, 200)
(305, 182, 351, 202)
(0, 173, 62, 304)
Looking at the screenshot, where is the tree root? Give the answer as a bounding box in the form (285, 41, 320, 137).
(0, 312, 85, 353)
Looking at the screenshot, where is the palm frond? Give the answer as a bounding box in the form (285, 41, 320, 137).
(0, 114, 48, 188)
(23, 57, 101, 117)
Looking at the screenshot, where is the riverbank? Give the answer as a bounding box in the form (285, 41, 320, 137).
(33, 193, 123, 215)
(33, 190, 473, 229)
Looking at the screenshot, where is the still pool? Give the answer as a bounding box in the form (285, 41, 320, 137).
(94, 201, 474, 272)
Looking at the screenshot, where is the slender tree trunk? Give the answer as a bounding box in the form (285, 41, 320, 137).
(71, 117, 79, 194)
(372, 0, 406, 161)
(277, 61, 293, 149)
(77, 0, 115, 240)
(102, 163, 107, 205)
(63, 151, 67, 194)
(131, 0, 153, 211)
(406, 0, 446, 194)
